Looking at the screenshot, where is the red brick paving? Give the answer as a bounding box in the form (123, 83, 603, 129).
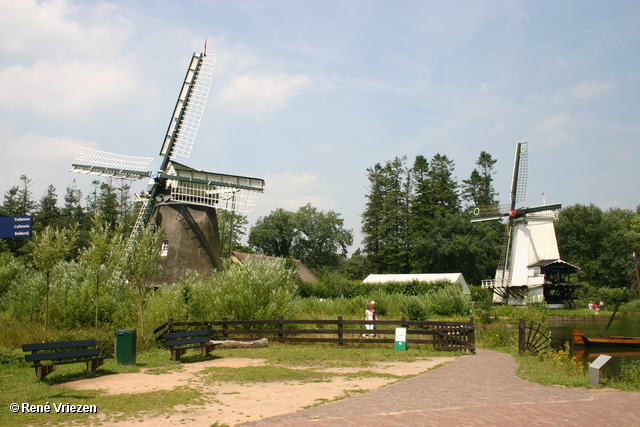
(246, 349, 640, 426)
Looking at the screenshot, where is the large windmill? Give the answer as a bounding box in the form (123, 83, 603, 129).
(71, 49, 265, 284)
(472, 142, 579, 306)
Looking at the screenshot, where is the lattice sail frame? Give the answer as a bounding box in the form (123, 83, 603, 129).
(162, 54, 216, 160)
(168, 179, 261, 214)
(512, 142, 528, 203)
(71, 147, 153, 180)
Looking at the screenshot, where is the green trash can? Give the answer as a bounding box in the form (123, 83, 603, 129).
(114, 329, 136, 365)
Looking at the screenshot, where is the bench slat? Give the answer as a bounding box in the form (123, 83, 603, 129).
(163, 330, 209, 339)
(165, 336, 211, 348)
(22, 340, 97, 352)
(25, 348, 100, 363)
(31, 355, 113, 367)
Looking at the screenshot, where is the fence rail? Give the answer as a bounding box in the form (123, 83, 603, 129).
(154, 316, 475, 353)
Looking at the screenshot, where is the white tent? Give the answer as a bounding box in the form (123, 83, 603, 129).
(362, 273, 470, 294)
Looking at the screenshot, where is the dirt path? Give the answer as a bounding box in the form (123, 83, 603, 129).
(57, 356, 457, 426)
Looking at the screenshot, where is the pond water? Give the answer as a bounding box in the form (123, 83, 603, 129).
(547, 315, 640, 378)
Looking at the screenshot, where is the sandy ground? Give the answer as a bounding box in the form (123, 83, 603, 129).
(57, 356, 457, 426)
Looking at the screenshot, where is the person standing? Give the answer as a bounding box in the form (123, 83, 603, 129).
(363, 301, 376, 338)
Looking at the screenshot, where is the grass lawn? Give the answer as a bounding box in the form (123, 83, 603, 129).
(1, 342, 457, 427)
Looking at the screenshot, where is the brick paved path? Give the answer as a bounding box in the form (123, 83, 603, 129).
(247, 349, 640, 426)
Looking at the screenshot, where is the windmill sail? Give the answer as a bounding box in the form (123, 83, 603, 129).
(71, 147, 154, 180)
(160, 53, 215, 161)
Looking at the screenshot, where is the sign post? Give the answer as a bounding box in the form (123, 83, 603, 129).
(394, 326, 407, 351)
(0, 216, 33, 238)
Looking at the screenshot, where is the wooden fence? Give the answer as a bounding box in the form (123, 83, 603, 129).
(154, 317, 476, 353)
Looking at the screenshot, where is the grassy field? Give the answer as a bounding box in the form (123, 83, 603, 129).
(4, 314, 640, 426)
(1, 342, 457, 427)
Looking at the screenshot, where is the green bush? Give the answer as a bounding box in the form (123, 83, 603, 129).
(622, 299, 640, 315)
(617, 358, 640, 383)
(423, 285, 471, 316)
(209, 258, 299, 322)
(399, 296, 428, 321)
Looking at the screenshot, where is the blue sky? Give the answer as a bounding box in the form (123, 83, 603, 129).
(1, 0, 639, 251)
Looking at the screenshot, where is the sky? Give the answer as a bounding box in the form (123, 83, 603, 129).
(1, 0, 639, 252)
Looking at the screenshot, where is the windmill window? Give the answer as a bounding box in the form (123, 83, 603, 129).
(160, 240, 169, 257)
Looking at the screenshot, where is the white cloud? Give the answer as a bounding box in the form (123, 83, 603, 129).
(0, 0, 132, 59)
(214, 72, 311, 115)
(531, 112, 570, 133)
(566, 78, 614, 99)
(527, 79, 614, 104)
(0, 59, 143, 118)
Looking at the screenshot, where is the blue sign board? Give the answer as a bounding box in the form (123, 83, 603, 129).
(0, 216, 33, 238)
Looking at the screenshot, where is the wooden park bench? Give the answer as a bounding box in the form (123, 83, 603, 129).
(22, 340, 113, 381)
(162, 330, 219, 361)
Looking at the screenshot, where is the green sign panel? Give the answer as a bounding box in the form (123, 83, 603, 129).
(394, 327, 407, 351)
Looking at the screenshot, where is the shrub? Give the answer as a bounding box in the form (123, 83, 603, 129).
(209, 258, 299, 322)
(399, 296, 428, 321)
(617, 358, 640, 384)
(621, 299, 640, 315)
(423, 285, 472, 317)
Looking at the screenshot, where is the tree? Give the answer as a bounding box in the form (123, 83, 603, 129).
(292, 204, 353, 269)
(409, 155, 433, 272)
(556, 204, 638, 289)
(17, 175, 37, 216)
(419, 213, 504, 284)
(27, 225, 78, 340)
(34, 185, 61, 231)
(96, 179, 119, 229)
(427, 153, 460, 217)
(361, 162, 386, 272)
(248, 209, 296, 258)
(121, 226, 163, 339)
(1, 186, 19, 216)
(462, 151, 498, 208)
(248, 205, 354, 270)
(79, 213, 124, 334)
(361, 157, 412, 273)
(62, 179, 85, 226)
(1, 175, 36, 217)
(218, 210, 250, 256)
(116, 178, 134, 226)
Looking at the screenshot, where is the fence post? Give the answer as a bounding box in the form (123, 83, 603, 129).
(469, 317, 476, 353)
(278, 316, 284, 338)
(337, 316, 343, 345)
(222, 317, 229, 339)
(518, 318, 526, 353)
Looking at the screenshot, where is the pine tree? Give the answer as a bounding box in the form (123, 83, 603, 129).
(361, 157, 411, 273)
(62, 180, 85, 226)
(427, 154, 460, 217)
(16, 175, 37, 216)
(462, 151, 498, 208)
(34, 185, 60, 231)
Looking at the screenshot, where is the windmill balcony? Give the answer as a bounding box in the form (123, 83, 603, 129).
(481, 279, 497, 289)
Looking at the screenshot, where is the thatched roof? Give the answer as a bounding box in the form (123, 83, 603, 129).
(231, 252, 319, 282)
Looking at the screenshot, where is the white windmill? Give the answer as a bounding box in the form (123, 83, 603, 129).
(472, 143, 579, 306)
(71, 48, 265, 284)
